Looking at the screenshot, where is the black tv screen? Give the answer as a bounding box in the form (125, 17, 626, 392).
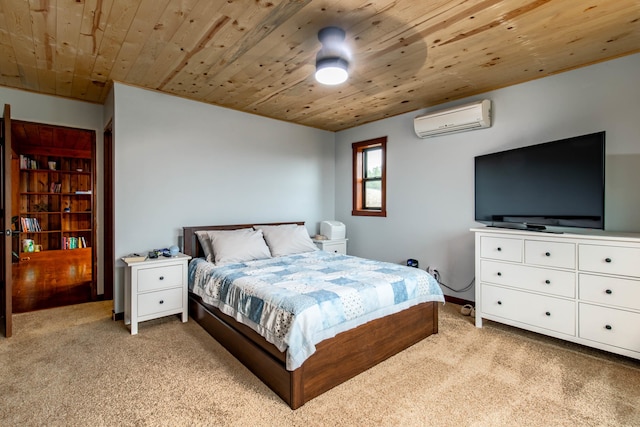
(474, 131, 605, 230)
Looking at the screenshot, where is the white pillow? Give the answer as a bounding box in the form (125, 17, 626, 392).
(255, 224, 318, 257)
(201, 228, 271, 266)
(195, 230, 215, 262)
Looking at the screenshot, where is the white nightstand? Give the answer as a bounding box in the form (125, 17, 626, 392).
(123, 253, 191, 335)
(313, 238, 348, 254)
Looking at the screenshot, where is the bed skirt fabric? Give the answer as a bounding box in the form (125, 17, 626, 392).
(189, 251, 444, 370)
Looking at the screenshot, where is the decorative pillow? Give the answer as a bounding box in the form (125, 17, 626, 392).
(205, 228, 272, 266)
(195, 230, 215, 262)
(255, 224, 318, 257)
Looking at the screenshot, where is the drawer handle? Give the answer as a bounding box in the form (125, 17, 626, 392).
(497, 272, 502, 276)
(497, 247, 502, 251)
(545, 279, 551, 284)
(545, 311, 551, 316)
(545, 252, 551, 257)
(159, 300, 164, 305)
(605, 258, 612, 263)
(605, 324, 612, 330)
(605, 289, 612, 295)
(159, 276, 165, 280)
(497, 300, 502, 305)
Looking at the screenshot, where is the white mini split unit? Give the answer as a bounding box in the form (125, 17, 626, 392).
(414, 99, 492, 138)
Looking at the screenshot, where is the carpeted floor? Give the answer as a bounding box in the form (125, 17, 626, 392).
(1, 301, 639, 426)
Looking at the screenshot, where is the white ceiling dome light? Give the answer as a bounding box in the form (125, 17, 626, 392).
(315, 26, 350, 85)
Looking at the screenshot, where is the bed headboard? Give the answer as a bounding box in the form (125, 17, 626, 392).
(183, 221, 306, 259)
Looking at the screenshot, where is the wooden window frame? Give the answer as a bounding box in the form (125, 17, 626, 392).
(352, 136, 387, 217)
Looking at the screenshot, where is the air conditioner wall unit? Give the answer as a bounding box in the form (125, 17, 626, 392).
(414, 99, 492, 138)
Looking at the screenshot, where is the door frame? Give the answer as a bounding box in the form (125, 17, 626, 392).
(2, 104, 12, 337)
(11, 120, 97, 312)
(103, 122, 114, 303)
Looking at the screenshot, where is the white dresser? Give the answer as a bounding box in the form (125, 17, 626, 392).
(123, 253, 191, 335)
(473, 227, 640, 360)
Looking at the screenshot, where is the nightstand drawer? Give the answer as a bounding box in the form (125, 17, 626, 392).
(313, 238, 348, 254)
(320, 241, 346, 254)
(525, 240, 575, 269)
(137, 264, 184, 292)
(138, 287, 183, 317)
(579, 303, 640, 353)
(480, 236, 522, 262)
(579, 244, 640, 277)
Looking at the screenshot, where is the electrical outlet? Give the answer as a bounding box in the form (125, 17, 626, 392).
(426, 266, 441, 283)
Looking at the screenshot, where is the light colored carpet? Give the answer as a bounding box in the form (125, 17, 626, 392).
(1, 301, 639, 426)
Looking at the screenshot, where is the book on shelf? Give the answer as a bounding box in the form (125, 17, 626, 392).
(75, 190, 92, 194)
(20, 217, 41, 232)
(61, 236, 89, 250)
(19, 155, 38, 170)
(49, 182, 61, 193)
(63, 236, 74, 249)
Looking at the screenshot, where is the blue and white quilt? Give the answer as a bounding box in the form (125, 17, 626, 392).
(188, 251, 444, 370)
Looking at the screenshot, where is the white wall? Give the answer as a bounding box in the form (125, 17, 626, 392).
(112, 83, 335, 312)
(335, 53, 640, 302)
(0, 87, 105, 294)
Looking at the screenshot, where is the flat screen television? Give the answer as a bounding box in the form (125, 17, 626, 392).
(474, 131, 605, 231)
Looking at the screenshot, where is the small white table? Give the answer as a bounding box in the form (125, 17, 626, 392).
(123, 253, 191, 335)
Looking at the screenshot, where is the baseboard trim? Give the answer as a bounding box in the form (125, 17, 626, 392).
(444, 295, 474, 307)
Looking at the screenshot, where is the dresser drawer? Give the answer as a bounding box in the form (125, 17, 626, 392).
(579, 303, 640, 353)
(481, 284, 575, 335)
(524, 240, 575, 269)
(480, 260, 575, 298)
(579, 274, 640, 311)
(579, 244, 640, 277)
(137, 264, 184, 292)
(138, 287, 183, 317)
(480, 236, 522, 262)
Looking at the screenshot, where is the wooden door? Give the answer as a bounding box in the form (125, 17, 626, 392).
(1, 104, 12, 337)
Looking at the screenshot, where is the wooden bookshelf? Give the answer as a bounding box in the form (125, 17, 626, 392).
(18, 152, 93, 254)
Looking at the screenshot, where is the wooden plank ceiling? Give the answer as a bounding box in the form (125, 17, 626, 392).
(0, 0, 638, 132)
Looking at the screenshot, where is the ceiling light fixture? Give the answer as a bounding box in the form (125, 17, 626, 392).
(315, 26, 350, 85)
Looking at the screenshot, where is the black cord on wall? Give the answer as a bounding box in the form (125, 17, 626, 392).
(427, 268, 475, 293)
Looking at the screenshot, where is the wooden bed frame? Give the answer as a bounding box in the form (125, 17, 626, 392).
(183, 222, 439, 409)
